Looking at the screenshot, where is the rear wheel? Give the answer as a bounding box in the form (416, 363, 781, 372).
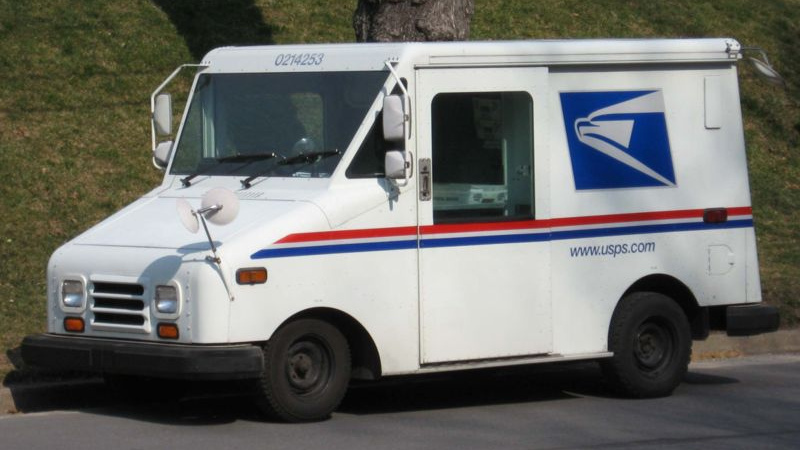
(601, 292, 691, 398)
(255, 319, 351, 422)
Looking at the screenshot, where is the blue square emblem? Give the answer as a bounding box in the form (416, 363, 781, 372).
(560, 90, 676, 190)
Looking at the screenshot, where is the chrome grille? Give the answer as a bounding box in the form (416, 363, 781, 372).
(90, 280, 150, 333)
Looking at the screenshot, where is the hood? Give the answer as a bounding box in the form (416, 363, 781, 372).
(72, 184, 326, 251)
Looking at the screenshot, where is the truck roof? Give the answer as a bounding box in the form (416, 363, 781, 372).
(201, 38, 741, 73)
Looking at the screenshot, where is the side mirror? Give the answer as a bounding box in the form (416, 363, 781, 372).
(748, 57, 785, 86)
(741, 46, 785, 87)
(154, 93, 173, 136)
(153, 140, 173, 169)
(382, 95, 405, 142)
(385, 150, 411, 180)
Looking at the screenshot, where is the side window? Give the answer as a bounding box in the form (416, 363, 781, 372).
(431, 91, 533, 223)
(346, 111, 387, 178)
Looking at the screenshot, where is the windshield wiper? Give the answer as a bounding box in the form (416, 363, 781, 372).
(240, 153, 283, 189)
(216, 152, 278, 163)
(180, 167, 211, 187)
(240, 150, 341, 188)
(278, 150, 341, 166)
(180, 152, 277, 187)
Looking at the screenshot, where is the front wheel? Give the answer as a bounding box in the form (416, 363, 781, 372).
(601, 292, 691, 398)
(255, 319, 351, 422)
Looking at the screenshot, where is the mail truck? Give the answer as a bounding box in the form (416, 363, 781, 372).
(23, 38, 780, 421)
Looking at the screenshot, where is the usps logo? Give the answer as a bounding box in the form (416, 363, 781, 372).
(560, 90, 676, 190)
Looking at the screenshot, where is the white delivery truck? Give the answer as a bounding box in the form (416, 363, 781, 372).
(23, 38, 780, 422)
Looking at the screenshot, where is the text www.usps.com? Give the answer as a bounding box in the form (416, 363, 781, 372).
(569, 241, 656, 258)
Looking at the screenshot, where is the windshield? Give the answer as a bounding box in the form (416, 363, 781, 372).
(170, 71, 387, 178)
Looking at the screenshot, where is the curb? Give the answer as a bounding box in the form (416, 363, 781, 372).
(692, 328, 800, 359)
(0, 385, 14, 415)
(2, 329, 798, 416)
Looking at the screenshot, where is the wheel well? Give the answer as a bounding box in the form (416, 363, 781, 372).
(622, 274, 707, 339)
(282, 308, 382, 381)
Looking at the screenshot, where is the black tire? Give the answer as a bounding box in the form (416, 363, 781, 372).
(255, 319, 351, 422)
(601, 292, 691, 398)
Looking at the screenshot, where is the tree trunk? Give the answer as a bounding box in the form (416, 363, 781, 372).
(353, 0, 474, 42)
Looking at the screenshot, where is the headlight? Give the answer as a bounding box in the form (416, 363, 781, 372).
(155, 285, 179, 314)
(61, 280, 85, 308)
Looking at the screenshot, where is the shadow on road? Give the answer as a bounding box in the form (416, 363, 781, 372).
(7, 361, 610, 423)
(683, 371, 739, 386)
(340, 361, 609, 415)
(5, 361, 741, 424)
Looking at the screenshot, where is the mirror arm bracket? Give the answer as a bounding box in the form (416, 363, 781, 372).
(150, 63, 209, 153)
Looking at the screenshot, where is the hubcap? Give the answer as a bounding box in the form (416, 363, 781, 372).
(634, 320, 673, 371)
(286, 338, 331, 395)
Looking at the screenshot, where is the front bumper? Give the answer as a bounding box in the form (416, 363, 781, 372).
(21, 334, 264, 380)
(726, 304, 780, 337)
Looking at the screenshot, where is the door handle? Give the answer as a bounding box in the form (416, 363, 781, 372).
(419, 158, 431, 201)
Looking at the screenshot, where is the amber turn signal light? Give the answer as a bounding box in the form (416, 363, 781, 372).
(64, 317, 85, 333)
(157, 323, 179, 339)
(236, 267, 268, 285)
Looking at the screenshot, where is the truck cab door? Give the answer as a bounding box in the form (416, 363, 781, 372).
(415, 67, 552, 365)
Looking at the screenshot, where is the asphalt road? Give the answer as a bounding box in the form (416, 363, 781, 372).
(1, 354, 799, 450)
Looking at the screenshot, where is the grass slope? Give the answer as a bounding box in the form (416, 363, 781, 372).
(0, 0, 797, 379)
